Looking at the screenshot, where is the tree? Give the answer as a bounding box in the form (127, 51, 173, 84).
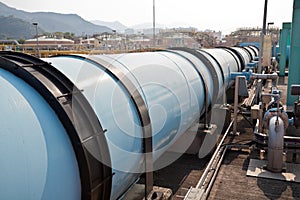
(63, 32, 75, 40)
(53, 32, 63, 39)
(18, 38, 25, 44)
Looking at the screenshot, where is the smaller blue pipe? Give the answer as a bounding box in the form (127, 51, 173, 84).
(230, 70, 253, 81)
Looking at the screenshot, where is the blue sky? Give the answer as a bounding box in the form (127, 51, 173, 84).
(1, 0, 294, 34)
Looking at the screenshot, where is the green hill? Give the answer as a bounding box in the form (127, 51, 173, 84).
(0, 15, 42, 40)
(0, 2, 112, 38)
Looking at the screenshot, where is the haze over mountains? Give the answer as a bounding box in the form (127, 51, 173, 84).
(91, 20, 168, 33)
(0, 2, 196, 40)
(90, 20, 127, 33)
(0, 2, 113, 39)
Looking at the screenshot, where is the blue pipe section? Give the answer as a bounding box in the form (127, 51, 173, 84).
(44, 47, 254, 199)
(230, 70, 253, 81)
(0, 46, 255, 200)
(0, 69, 81, 200)
(44, 52, 205, 199)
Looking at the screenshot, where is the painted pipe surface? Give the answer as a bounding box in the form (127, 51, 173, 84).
(44, 47, 251, 198)
(44, 51, 206, 199)
(231, 47, 252, 67)
(0, 68, 81, 200)
(0, 46, 254, 199)
(201, 48, 240, 89)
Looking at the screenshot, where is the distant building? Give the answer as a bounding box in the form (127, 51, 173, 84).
(160, 27, 197, 34)
(156, 30, 200, 49)
(142, 28, 161, 35)
(124, 28, 135, 35)
(80, 37, 100, 48)
(0, 40, 20, 51)
(223, 27, 279, 46)
(24, 36, 74, 50)
(0, 40, 20, 45)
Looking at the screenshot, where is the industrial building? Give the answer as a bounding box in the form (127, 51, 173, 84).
(24, 36, 74, 50)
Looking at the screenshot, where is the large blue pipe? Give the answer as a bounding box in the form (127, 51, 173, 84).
(0, 47, 255, 199)
(0, 68, 81, 200)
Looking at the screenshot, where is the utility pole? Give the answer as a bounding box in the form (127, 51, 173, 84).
(153, 0, 156, 47)
(258, 0, 268, 73)
(32, 22, 40, 58)
(112, 30, 116, 50)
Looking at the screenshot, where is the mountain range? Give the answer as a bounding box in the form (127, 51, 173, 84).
(91, 20, 168, 33)
(91, 20, 128, 33)
(0, 15, 42, 40)
(0, 2, 193, 40)
(0, 2, 112, 39)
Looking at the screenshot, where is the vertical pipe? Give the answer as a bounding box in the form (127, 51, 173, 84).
(36, 26, 39, 58)
(287, 0, 300, 106)
(258, 102, 263, 133)
(279, 23, 292, 76)
(232, 76, 240, 135)
(258, 0, 268, 73)
(267, 116, 284, 172)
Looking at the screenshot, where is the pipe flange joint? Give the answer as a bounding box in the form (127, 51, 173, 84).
(263, 108, 289, 130)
